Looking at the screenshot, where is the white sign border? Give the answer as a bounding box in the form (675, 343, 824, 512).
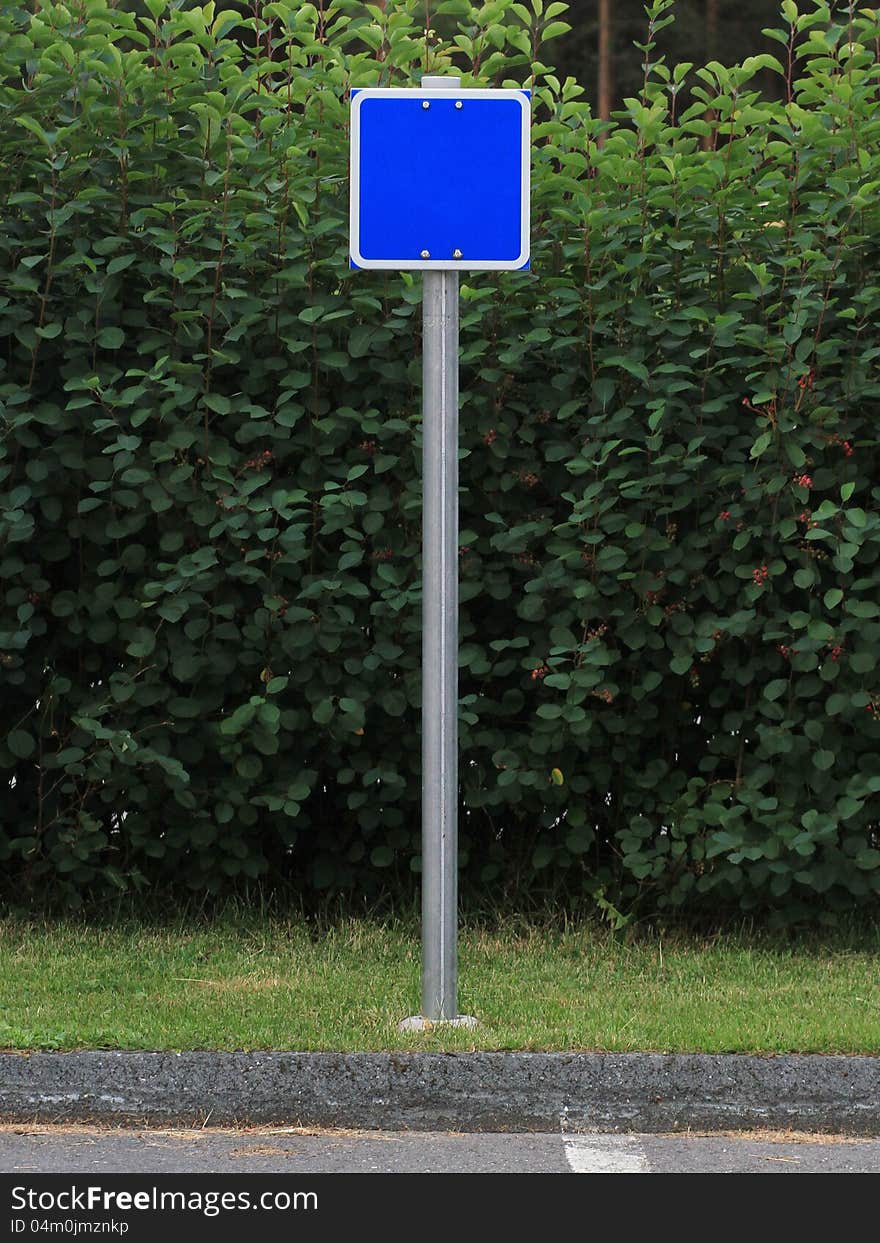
(349, 87, 531, 272)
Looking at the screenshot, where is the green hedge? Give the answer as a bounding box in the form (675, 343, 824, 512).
(1, 0, 879, 919)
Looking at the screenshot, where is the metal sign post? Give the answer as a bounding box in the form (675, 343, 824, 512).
(419, 114, 462, 1018)
(349, 73, 530, 1027)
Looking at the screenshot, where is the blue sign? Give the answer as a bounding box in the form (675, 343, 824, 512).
(350, 87, 530, 271)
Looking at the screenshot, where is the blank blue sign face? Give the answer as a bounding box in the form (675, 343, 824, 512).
(350, 88, 530, 271)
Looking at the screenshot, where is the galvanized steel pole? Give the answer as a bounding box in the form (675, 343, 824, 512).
(420, 264, 460, 1021)
(411, 72, 476, 1028)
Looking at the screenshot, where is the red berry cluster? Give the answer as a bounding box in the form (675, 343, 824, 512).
(798, 510, 818, 529)
(359, 440, 377, 455)
(593, 688, 614, 704)
(243, 449, 273, 471)
(27, 591, 41, 605)
(797, 368, 816, 390)
(371, 547, 393, 561)
(584, 623, 608, 642)
(828, 433, 853, 457)
(516, 470, 539, 488)
(718, 510, 731, 521)
(644, 589, 660, 605)
(483, 428, 497, 446)
(530, 664, 549, 681)
(776, 643, 791, 659)
(865, 695, 880, 720)
(753, 564, 770, 585)
(828, 644, 843, 663)
(458, 545, 471, 557)
(580, 550, 595, 566)
(794, 473, 813, 489)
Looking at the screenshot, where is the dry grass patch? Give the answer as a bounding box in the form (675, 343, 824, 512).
(668, 1128, 874, 1145)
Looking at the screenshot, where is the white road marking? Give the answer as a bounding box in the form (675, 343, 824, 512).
(563, 1134, 650, 1174)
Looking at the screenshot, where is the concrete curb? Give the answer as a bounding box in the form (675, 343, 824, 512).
(1, 1052, 879, 1133)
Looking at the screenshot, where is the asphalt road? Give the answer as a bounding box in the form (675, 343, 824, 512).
(1, 1126, 879, 1174)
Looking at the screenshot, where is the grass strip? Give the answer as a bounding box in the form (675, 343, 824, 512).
(1, 915, 878, 1054)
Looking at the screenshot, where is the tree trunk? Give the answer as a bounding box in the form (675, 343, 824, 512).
(597, 0, 612, 142)
(702, 0, 720, 150)
(706, 0, 719, 58)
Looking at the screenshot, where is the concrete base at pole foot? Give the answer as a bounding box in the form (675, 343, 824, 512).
(398, 1015, 479, 1032)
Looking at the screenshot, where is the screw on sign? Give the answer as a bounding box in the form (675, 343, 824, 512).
(349, 77, 530, 1027)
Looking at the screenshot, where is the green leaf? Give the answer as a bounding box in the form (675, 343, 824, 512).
(750, 431, 772, 458)
(106, 255, 136, 276)
(855, 850, 880, 871)
(532, 844, 554, 870)
(236, 755, 262, 780)
(381, 690, 407, 716)
(8, 730, 35, 759)
(55, 746, 86, 764)
(97, 327, 124, 349)
(541, 20, 572, 40)
(14, 115, 50, 145)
